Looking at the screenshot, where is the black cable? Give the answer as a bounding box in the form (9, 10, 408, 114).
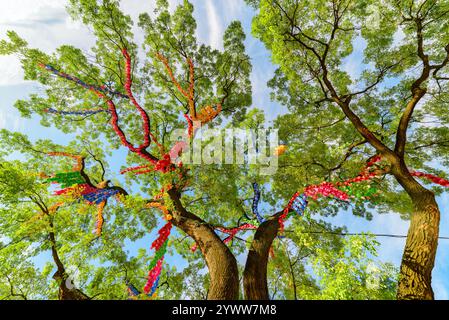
(285, 230, 449, 240)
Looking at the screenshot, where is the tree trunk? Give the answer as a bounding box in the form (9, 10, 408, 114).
(48, 219, 90, 300)
(52, 270, 90, 300)
(391, 161, 440, 300)
(396, 189, 440, 299)
(168, 189, 239, 300)
(243, 214, 281, 300)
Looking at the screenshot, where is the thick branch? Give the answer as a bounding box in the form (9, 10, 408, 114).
(167, 188, 239, 300)
(243, 210, 284, 300)
(394, 18, 432, 158)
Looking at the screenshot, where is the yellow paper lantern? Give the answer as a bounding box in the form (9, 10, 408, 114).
(274, 145, 287, 156)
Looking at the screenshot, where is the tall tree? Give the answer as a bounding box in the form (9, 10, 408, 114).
(1, 0, 253, 299)
(245, 0, 449, 299)
(1, 0, 400, 300)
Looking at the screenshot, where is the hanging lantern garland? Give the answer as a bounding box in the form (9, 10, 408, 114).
(410, 171, 449, 187)
(120, 51, 217, 176)
(39, 49, 160, 167)
(144, 222, 172, 296)
(83, 188, 120, 205)
(278, 155, 449, 235)
(38, 63, 129, 99)
(339, 184, 378, 200)
(47, 152, 83, 171)
(290, 193, 308, 217)
(45, 171, 85, 189)
(45, 107, 109, 116)
(278, 156, 382, 233)
(147, 202, 172, 221)
(190, 223, 258, 253)
(120, 164, 151, 175)
(95, 201, 106, 236)
(43, 152, 120, 236)
(217, 223, 258, 244)
(252, 183, 265, 223)
(126, 282, 141, 300)
(144, 186, 174, 297)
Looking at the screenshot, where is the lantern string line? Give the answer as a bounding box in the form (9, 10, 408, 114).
(279, 155, 449, 236)
(45, 107, 110, 116)
(38, 63, 129, 99)
(190, 155, 449, 252)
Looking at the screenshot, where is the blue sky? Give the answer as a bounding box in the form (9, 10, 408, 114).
(1, 0, 448, 299)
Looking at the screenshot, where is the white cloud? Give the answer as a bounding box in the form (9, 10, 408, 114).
(0, 0, 96, 86)
(0, 56, 27, 86)
(0, 0, 191, 87)
(205, 0, 223, 50)
(0, 0, 65, 25)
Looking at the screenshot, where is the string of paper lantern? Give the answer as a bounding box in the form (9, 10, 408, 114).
(144, 257, 164, 296)
(339, 185, 378, 199)
(278, 155, 449, 236)
(95, 201, 106, 236)
(43, 153, 120, 236)
(217, 223, 258, 244)
(47, 152, 83, 171)
(290, 193, 308, 217)
(45, 171, 85, 189)
(144, 222, 172, 296)
(411, 171, 449, 187)
(122, 48, 157, 151)
(184, 113, 194, 138)
(147, 202, 172, 221)
(38, 63, 128, 99)
(45, 107, 109, 116)
(120, 52, 206, 176)
(83, 188, 119, 205)
(151, 222, 172, 251)
(190, 223, 258, 253)
(193, 104, 223, 125)
(278, 156, 383, 233)
(120, 164, 151, 175)
(252, 183, 265, 223)
(126, 282, 141, 300)
(53, 183, 96, 196)
(156, 52, 222, 133)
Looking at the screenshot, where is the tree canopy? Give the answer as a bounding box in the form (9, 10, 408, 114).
(246, 0, 449, 299)
(3, 0, 448, 300)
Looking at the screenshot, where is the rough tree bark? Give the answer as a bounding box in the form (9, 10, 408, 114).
(168, 188, 240, 300)
(389, 158, 440, 300)
(243, 215, 281, 300)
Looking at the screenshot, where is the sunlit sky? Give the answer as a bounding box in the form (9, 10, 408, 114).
(1, 0, 448, 299)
